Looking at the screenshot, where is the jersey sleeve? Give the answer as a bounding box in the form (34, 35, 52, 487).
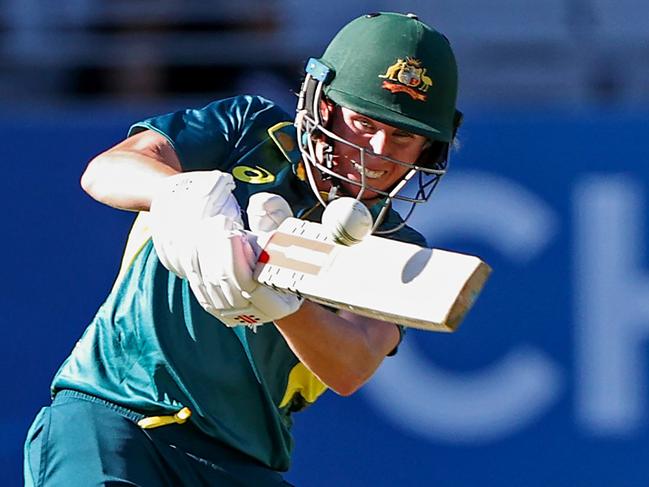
(387, 325, 405, 357)
(128, 95, 291, 172)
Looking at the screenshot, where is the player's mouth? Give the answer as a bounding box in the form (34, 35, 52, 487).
(352, 162, 386, 180)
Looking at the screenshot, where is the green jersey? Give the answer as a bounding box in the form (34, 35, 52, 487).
(52, 95, 426, 471)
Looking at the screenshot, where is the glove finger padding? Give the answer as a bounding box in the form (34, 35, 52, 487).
(239, 193, 306, 321)
(192, 215, 252, 311)
(189, 215, 302, 327)
(226, 233, 304, 322)
(191, 226, 277, 327)
(150, 170, 243, 279)
(225, 231, 259, 294)
(247, 192, 294, 235)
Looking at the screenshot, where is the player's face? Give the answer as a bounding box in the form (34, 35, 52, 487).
(316, 106, 429, 200)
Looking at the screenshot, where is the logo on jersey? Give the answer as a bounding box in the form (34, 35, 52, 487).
(379, 57, 433, 101)
(232, 165, 276, 184)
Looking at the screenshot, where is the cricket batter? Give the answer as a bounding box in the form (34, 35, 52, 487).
(24, 12, 461, 486)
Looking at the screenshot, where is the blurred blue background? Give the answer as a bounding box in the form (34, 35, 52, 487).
(3, 1, 649, 486)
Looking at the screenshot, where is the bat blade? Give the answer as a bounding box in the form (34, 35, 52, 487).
(253, 218, 491, 332)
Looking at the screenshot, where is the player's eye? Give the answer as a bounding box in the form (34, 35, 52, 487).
(394, 130, 415, 139)
(388, 132, 417, 147)
(353, 118, 375, 132)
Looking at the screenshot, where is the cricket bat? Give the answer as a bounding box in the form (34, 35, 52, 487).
(253, 217, 491, 332)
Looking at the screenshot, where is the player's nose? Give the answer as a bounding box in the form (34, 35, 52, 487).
(368, 130, 390, 157)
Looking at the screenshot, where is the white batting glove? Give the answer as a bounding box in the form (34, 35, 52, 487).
(149, 170, 242, 279)
(232, 192, 304, 321)
(149, 171, 256, 324)
(247, 192, 294, 237)
(190, 214, 302, 327)
(225, 229, 303, 324)
(186, 215, 254, 315)
(150, 174, 301, 327)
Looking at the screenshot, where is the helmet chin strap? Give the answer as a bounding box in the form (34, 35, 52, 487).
(326, 185, 339, 201)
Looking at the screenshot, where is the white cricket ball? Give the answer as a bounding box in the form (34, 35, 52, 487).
(321, 197, 373, 246)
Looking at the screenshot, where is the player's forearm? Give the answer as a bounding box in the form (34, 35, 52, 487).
(274, 301, 399, 396)
(81, 130, 182, 212)
(81, 151, 180, 211)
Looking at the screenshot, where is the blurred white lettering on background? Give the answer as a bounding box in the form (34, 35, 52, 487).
(575, 175, 649, 434)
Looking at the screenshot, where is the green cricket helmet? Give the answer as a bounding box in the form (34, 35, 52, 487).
(295, 12, 462, 234)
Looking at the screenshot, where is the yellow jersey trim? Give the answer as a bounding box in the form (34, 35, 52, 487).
(267, 121, 296, 162)
(279, 362, 328, 409)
